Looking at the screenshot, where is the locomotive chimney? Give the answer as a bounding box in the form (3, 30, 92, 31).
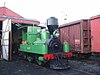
(47, 17, 58, 36)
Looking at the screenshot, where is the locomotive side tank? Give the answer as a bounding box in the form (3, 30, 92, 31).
(19, 17, 72, 69)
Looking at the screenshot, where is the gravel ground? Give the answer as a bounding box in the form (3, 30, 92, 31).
(69, 60, 100, 75)
(0, 60, 61, 75)
(0, 56, 100, 75)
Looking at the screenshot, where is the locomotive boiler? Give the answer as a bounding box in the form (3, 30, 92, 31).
(19, 17, 72, 69)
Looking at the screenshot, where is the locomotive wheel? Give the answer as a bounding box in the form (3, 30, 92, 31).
(23, 55, 27, 60)
(37, 60, 42, 65)
(27, 56, 33, 62)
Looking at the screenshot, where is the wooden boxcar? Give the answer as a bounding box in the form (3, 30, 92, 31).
(90, 15, 100, 54)
(59, 19, 91, 54)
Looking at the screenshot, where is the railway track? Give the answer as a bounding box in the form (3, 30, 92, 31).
(71, 68, 98, 75)
(32, 63, 99, 75)
(71, 55, 100, 66)
(19, 55, 100, 75)
(54, 67, 98, 75)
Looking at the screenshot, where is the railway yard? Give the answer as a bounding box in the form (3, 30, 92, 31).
(0, 55, 100, 75)
(0, 5, 100, 75)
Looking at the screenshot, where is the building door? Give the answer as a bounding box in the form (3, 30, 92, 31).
(1, 19, 11, 60)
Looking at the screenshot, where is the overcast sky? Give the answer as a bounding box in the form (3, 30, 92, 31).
(0, 0, 100, 25)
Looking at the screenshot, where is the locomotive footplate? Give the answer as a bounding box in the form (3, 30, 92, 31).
(50, 54, 70, 69)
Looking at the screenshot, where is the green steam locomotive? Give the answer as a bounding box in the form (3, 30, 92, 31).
(19, 17, 72, 69)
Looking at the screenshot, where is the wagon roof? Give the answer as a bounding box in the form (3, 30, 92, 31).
(90, 15, 100, 20)
(59, 19, 88, 28)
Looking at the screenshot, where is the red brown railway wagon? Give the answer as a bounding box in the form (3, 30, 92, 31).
(91, 15, 100, 54)
(59, 20, 91, 53)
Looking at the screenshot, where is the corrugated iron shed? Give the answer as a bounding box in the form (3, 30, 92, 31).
(0, 7, 40, 25)
(0, 7, 23, 18)
(0, 6, 40, 61)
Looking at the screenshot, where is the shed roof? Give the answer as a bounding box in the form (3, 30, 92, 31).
(0, 7, 40, 25)
(0, 7, 23, 18)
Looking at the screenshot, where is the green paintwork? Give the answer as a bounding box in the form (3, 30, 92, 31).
(20, 44, 48, 54)
(27, 33, 37, 44)
(27, 26, 41, 34)
(37, 56, 45, 65)
(41, 31, 49, 40)
(22, 32, 27, 41)
(53, 29, 59, 38)
(27, 26, 41, 44)
(20, 26, 49, 55)
(22, 26, 41, 44)
(37, 60, 42, 65)
(38, 56, 44, 61)
(34, 38, 46, 45)
(63, 43, 70, 52)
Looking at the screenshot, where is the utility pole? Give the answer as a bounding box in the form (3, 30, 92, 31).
(61, 11, 67, 23)
(4, 2, 6, 7)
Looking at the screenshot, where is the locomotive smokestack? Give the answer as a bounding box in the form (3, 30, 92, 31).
(47, 17, 58, 36)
